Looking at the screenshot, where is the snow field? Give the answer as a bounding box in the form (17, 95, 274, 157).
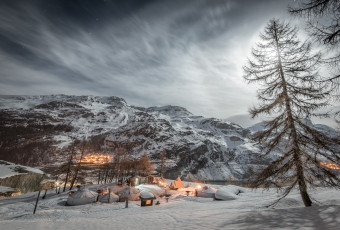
(0, 183, 339, 230)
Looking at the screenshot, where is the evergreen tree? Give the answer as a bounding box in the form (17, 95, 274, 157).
(243, 19, 340, 207)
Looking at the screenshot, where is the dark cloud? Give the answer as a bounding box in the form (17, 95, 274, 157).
(4, 0, 336, 128)
(36, 0, 157, 31)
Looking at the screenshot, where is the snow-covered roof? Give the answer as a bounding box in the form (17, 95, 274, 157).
(66, 189, 97, 206)
(140, 191, 156, 199)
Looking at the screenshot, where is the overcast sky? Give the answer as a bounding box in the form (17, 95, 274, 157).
(0, 0, 338, 127)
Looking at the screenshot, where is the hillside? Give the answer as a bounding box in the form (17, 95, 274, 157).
(0, 95, 336, 180)
(0, 160, 45, 193)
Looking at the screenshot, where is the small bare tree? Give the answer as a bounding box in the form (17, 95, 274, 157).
(62, 138, 77, 192)
(158, 149, 167, 177)
(69, 139, 87, 190)
(139, 152, 154, 176)
(113, 147, 128, 182)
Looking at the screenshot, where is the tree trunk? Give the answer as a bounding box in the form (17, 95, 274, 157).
(70, 140, 86, 190)
(97, 171, 101, 184)
(63, 143, 75, 192)
(42, 189, 47, 199)
(273, 21, 312, 207)
(295, 152, 312, 206)
(104, 166, 108, 184)
(63, 155, 73, 192)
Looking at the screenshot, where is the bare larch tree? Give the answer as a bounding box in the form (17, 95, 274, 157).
(113, 147, 128, 182)
(139, 152, 154, 176)
(62, 138, 77, 192)
(289, 0, 340, 81)
(243, 19, 340, 207)
(69, 139, 87, 190)
(158, 149, 167, 178)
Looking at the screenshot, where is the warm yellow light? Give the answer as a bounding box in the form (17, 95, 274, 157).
(197, 185, 202, 189)
(78, 153, 112, 164)
(320, 162, 340, 170)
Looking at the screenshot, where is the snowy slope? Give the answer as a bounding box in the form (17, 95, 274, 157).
(0, 160, 44, 179)
(0, 95, 337, 181)
(0, 183, 339, 230)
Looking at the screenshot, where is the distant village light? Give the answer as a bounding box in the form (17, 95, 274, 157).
(78, 153, 112, 164)
(320, 162, 340, 170)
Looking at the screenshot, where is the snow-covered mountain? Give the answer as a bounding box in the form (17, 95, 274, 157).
(0, 95, 336, 180)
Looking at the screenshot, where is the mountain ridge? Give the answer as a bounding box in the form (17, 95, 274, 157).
(0, 94, 336, 180)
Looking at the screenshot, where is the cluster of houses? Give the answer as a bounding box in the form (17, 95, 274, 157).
(125, 175, 185, 189)
(65, 176, 243, 207)
(125, 175, 169, 187)
(65, 175, 182, 207)
(66, 176, 163, 207)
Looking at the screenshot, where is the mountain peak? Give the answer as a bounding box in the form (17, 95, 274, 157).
(146, 105, 192, 117)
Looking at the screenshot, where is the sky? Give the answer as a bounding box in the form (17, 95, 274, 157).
(0, 0, 338, 127)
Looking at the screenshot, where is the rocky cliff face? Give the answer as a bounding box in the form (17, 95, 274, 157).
(0, 95, 275, 180)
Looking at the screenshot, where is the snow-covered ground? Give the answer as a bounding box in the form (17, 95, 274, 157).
(0, 160, 45, 179)
(0, 185, 15, 193)
(0, 182, 339, 230)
